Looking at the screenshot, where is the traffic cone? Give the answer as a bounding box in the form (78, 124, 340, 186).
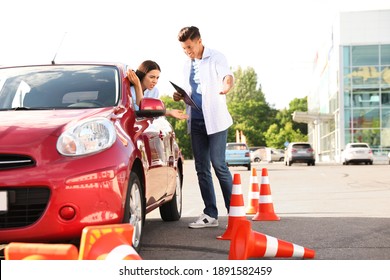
(229, 219, 315, 260)
(4, 242, 79, 260)
(217, 173, 247, 240)
(252, 168, 280, 221)
(78, 224, 142, 260)
(246, 167, 259, 214)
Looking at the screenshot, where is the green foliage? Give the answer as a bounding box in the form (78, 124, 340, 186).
(264, 122, 307, 149)
(264, 97, 308, 148)
(227, 67, 277, 147)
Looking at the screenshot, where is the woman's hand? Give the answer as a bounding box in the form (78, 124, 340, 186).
(166, 109, 189, 120)
(127, 69, 141, 86)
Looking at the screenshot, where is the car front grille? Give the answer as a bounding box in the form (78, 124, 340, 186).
(0, 187, 50, 229)
(0, 154, 36, 170)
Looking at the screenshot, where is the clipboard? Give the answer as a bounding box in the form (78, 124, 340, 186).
(170, 81, 201, 112)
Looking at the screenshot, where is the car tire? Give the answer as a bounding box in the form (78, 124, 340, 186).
(160, 170, 182, 221)
(288, 160, 292, 166)
(123, 171, 145, 252)
(247, 163, 251, 171)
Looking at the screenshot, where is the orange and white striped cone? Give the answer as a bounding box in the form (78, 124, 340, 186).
(229, 219, 315, 260)
(4, 242, 79, 260)
(78, 223, 142, 260)
(217, 173, 247, 240)
(246, 167, 259, 215)
(252, 168, 280, 221)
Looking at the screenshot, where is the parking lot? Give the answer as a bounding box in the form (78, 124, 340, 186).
(1, 159, 389, 260)
(141, 159, 390, 260)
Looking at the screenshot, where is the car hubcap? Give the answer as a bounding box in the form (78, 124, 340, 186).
(129, 182, 142, 248)
(175, 173, 182, 214)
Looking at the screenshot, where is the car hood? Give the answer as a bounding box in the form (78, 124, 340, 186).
(0, 109, 113, 150)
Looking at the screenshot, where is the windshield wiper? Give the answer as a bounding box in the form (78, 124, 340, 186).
(10, 107, 50, 111)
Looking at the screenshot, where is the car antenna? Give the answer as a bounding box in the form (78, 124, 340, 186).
(51, 32, 67, 65)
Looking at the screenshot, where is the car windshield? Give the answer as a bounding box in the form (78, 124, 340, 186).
(0, 65, 119, 110)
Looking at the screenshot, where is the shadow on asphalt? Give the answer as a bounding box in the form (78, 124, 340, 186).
(140, 216, 390, 260)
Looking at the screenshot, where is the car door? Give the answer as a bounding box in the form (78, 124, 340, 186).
(140, 117, 168, 206)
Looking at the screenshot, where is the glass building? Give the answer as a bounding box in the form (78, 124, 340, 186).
(293, 10, 390, 162)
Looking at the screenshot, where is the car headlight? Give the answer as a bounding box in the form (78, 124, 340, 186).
(57, 118, 116, 156)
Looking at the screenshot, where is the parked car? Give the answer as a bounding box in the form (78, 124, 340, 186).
(284, 142, 315, 166)
(226, 142, 251, 170)
(341, 143, 373, 165)
(388, 151, 390, 164)
(250, 147, 284, 162)
(270, 148, 285, 162)
(250, 148, 264, 162)
(0, 63, 184, 251)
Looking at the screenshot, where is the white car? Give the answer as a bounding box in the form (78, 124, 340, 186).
(341, 143, 373, 165)
(270, 148, 285, 162)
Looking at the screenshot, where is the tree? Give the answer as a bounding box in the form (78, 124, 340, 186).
(227, 67, 276, 147)
(263, 97, 308, 148)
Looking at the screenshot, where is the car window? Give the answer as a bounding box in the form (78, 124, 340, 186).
(350, 144, 369, 148)
(0, 65, 119, 110)
(292, 144, 311, 149)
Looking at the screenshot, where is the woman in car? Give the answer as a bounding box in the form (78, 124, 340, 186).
(127, 60, 188, 120)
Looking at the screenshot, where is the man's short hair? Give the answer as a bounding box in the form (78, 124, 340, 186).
(178, 26, 201, 42)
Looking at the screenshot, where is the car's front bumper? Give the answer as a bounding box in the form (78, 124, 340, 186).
(0, 144, 132, 243)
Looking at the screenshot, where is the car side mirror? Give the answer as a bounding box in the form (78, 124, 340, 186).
(136, 98, 166, 118)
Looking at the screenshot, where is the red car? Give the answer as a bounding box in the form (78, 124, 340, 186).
(0, 63, 184, 251)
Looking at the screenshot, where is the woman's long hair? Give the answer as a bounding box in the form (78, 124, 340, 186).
(135, 60, 161, 82)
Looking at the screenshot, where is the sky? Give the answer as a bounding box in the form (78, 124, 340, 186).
(1, 0, 390, 109)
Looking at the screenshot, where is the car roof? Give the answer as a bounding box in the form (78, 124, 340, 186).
(0, 61, 126, 70)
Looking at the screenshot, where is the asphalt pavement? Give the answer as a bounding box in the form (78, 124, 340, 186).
(140, 160, 390, 260)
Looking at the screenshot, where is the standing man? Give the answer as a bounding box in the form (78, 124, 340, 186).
(173, 26, 234, 228)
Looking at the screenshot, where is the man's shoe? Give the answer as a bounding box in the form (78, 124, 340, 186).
(189, 213, 219, 229)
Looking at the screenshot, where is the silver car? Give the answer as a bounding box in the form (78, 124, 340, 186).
(284, 142, 315, 166)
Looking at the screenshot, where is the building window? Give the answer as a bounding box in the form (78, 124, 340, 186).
(351, 66, 380, 89)
(352, 45, 379, 66)
(352, 89, 380, 107)
(352, 108, 380, 128)
(382, 87, 390, 106)
(382, 108, 390, 128)
(380, 45, 390, 65)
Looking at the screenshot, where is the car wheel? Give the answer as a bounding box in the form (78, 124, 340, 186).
(160, 170, 182, 221)
(369, 161, 373, 165)
(288, 160, 292, 166)
(123, 171, 145, 252)
(280, 157, 284, 162)
(254, 157, 261, 162)
(247, 163, 251, 171)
